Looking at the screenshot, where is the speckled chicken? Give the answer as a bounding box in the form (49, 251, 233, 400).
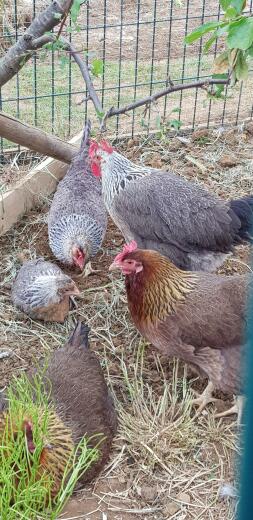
(109, 241, 250, 421)
(0, 322, 117, 497)
(48, 121, 107, 274)
(89, 141, 253, 272)
(11, 257, 79, 322)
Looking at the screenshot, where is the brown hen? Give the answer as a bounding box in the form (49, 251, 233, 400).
(0, 322, 117, 498)
(109, 241, 248, 420)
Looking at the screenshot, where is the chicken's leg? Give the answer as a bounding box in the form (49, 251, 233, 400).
(215, 395, 244, 425)
(191, 381, 218, 415)
(79, 262, 101, 278)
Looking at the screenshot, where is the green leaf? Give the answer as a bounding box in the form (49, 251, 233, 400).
(95, 108, 105, 119)
(91, 59, 104, 77)
(225, 6, 238, 18)
(227, 18, 253, 50)
(169, 119, 182, 131)
(171, 107, 181, 113)
(212, 73, 229, 79)
(230, 0, 246, 14)
(235, 50, 249, 79)
(203, 33, 217, 53)
(247, 44, 253, 56)
(220, 0, 231, 9)
(185, 21, 227, 44)
(71, 0, 85, 24)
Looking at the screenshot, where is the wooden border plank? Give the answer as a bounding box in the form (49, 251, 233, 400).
(0, 131, 82, 236)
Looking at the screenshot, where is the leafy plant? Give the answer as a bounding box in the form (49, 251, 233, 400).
(155, 108, 182, 138)
(0, 371, 100, 520)
(185, 0, 253, 85)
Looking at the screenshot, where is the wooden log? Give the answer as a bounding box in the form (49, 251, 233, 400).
(0, 131, 82, 236)
(0, 112, 77, 163)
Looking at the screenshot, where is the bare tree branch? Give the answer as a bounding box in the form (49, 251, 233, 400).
(0, 0, 74, 87)
(102, 78, 229, 126)
(61, 38, 104, 118)
(30, 34, 104, 118)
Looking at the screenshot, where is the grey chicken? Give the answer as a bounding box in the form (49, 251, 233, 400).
(89, 141, 253, 272)
(11, 257, 79, 322)
(48, 121, 107, 274)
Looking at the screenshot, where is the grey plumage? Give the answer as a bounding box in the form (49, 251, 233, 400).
(11, 258, 78, 322)
(48, 121, 107, 267)
(99, 149, 249, 272)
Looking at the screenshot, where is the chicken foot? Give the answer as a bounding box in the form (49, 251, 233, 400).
(78, 261, 101, 278)
(215, 395, 244, 426)
(191, 381, 219, 415)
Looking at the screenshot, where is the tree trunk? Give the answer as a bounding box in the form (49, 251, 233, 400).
(0, 112, 77, 163)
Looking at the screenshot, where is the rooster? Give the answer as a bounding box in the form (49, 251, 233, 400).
(11, 257, 79, 322)
(89, 141, 253, 272)
(109, 241, 248, 421)
(0, 322, 117, 498)
(48, 121, 107, 275)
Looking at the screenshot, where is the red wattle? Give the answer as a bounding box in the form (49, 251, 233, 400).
(91, 162, 101, 177)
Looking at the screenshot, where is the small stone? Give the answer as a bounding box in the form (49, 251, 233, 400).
(168, 137, 184, 151)
(218, 154, 240, 168)
(176, 491, 191, 504)
(245, 122, 253, 135)
(163, 502, 181, 516)
(0, 351, 11, 360)
(140, 485, 157, 502)
(127, 137, 139, 147)
(191, 129, 209, 141)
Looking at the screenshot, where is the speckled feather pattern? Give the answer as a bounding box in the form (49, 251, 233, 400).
(48, 122, 107, 264)
(101, 150, 243, 272)
(11, 258, 74, 312)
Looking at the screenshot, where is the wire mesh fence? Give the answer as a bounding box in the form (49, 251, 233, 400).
(1, 0, 253, 153)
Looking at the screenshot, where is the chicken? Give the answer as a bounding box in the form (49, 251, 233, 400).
(0, 410, 74, 498)
(109, 241, 248, 420)
(11, 257, 79, 322)
(48, 121, 107, 274)
(0, 321, 117, 498)
(89, 141, 253, 272)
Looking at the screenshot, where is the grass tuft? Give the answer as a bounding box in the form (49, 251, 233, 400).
(0, 371, 100, 520)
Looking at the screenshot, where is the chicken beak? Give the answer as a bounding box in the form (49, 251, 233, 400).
(109, 261, 120, 272)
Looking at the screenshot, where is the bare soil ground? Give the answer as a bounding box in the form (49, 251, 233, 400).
(1, 126, 253, 518)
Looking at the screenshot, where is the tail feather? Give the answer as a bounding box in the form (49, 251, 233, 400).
(68, 321, 90, 350)
(230, 196, 253, 242)
(79, 119, 91, 154)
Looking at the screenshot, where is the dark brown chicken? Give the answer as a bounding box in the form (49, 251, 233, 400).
(0, 322, 117, 497)
(109, 241, 249, 420)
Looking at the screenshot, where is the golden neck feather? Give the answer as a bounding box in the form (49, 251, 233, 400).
(126, 253, 197, 326)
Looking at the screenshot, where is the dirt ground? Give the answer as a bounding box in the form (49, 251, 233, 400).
(1, 126, 253, 518)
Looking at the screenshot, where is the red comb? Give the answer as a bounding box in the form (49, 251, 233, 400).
(88, 141, 99, 158)
(100, 140, 114, 154)
(114, 240, 138, 263)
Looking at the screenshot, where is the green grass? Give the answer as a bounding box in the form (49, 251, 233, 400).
(0, 370, 100, 520)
